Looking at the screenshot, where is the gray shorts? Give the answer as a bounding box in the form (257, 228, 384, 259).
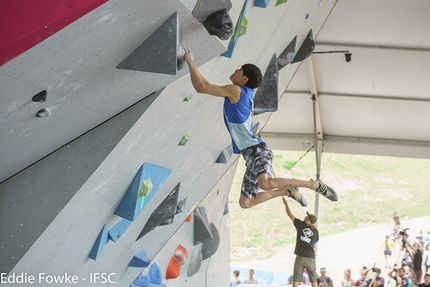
(240, 142, 274, 199)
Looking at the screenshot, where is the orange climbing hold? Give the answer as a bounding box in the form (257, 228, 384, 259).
(174, 245, 188, 265)
(166, 256, 181, 279)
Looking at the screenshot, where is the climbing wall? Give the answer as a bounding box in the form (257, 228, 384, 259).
(0, 0, 337, 286)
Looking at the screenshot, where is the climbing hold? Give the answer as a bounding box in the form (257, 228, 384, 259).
(254, 0, 271, 8)
(203, 10, 233, 40)
(174, 245, 188, 265)
(193, 207, 213, 245)
(223, 202, 229, 215)
(292, 29, 314, 63)
(148, 263, 162, 285)
(129, 250, 151, 268)
(252, 122, 260, 137)
(166, 256, 181, 279)
(192, 0, 232, 23)
(175, 198, 187, 215)
(136, 183, 180, 240)
(277, 36, 297, 69)
(178, 134, 189, 146)
(108, 219, 132, 243)
(131, 272, 149, 287)
(116, 13, 184, 75)
(138, 179, 153, 198)
(114, 162, 172, 221)
(32, 90, 47, 102)
(201, 223, 220, 260)
(187, 245, 203, 277)
(36, 108, 51, 118)
(216, 146, 233, 164)
(221, 0, 249, 58)
(253, 53, 279, 115)
(183, 93, 193, 102)
(275, 0, 288, 6)
(89, 224, 109, 260)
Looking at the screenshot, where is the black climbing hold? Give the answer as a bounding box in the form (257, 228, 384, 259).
(32, 90, 47, 102)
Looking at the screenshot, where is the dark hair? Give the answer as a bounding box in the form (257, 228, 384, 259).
(241, 64, 262, 89)
(233, 270, 240, 276)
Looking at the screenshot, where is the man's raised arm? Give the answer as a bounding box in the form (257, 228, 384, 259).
(282, 197, 295, 221)
(184, 48, 240, 102)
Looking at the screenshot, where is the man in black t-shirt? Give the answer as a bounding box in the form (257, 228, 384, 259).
(283, 197, 319, 287)
(418, 273, 430, 287)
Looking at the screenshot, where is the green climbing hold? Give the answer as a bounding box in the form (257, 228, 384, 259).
(178, 134, 189, 146)
(275, 0, 288, 7)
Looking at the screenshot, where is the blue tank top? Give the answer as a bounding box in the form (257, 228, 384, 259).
(223, 86, 263, 154)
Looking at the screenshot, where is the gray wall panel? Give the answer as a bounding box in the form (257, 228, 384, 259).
(0, 91, 160, 273)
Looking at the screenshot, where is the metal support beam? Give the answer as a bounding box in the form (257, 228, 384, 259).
(316, 41, 430, 53)
(307, 55, 324, 226)
(284, 90, 430, 103)
(314, 139, 323, 229)
(306, 56, 323, 140)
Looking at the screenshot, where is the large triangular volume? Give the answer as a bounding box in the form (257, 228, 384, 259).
(291, 29, 314, 63)
(192, 0, 232, 23)
(89, 224, 109, 260)
(193, 206, 213, 245)
(136, 183, 180, 241)
(221, 0, 249, 58)
(114, 162, 172, 221)
(277, 36, 297, 70)
(253, 53, 279, 115)
(201, 223, 220, 260)
(116, 13, 184, 75)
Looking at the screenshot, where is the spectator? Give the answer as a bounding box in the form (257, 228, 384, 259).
(424, 246, 430, 274)
(405, 235, 424, 286)
(288, 269, 311, 285)
(243, 269, 258, 284)
(388, 267, 409, 287)
(288, 273, 307, 285)
(341, 268, 355, 287)
(381, 235, 395, 269)
(317, 267, 334, 287)
(423, 232, 430, 248)
(356, 268, 369, 287)
(303, 268, 311, 284)
(232, 270, 241, 286)
(418, 274, 430, 287)
(370, 267, 385, 287)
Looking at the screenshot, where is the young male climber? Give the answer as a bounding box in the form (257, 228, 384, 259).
(184, 48, 337, 209)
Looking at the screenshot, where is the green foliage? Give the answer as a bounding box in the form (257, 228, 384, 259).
(229, 151, 430, 262)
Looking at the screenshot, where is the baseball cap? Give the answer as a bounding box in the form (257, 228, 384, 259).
(306, 212, 317, 224)
(320, 267, 327, 272)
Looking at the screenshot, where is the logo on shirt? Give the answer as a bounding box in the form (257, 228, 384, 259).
(300, 228, 314, 243)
